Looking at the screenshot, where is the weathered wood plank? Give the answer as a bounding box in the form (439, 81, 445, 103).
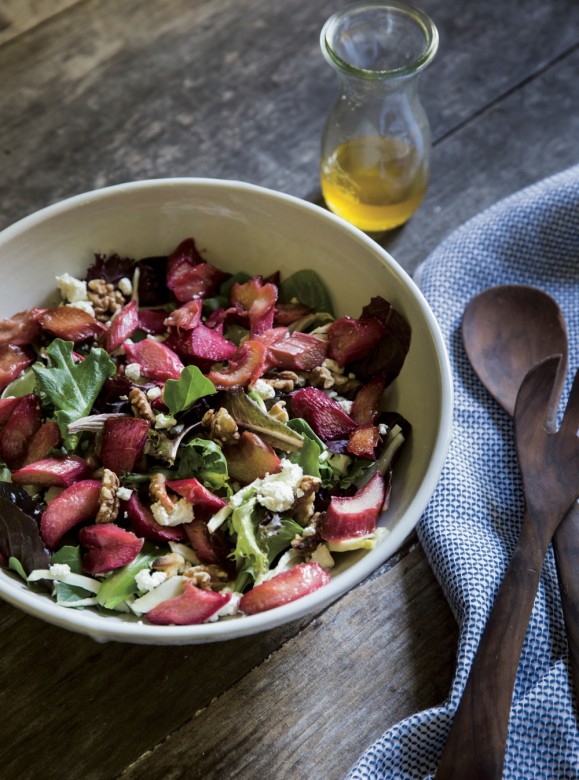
(1, 0, 579, 262)
(0, 0, 82, 46)
(119, 544, 457, 780)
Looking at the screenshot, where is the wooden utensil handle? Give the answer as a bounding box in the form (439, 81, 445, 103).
(436, 514, 549, 780)
(553, 502, 579, 698)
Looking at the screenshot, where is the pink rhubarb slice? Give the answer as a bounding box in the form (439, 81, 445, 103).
(79, 523, 144, 574)
(146, 580, 231, 625)
(100, 416, 150, 475)
(125, 493, 187, 543)
(290, 386, 358, 441)
(124, 338, 184, 382)
(320, 472, 386, 541)
(239, 562, 330, 615)
(12, 455, 92, 487)
(40, 479, 102, 549)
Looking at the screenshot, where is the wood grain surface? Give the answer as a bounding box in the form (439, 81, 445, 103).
(1, 0, 579, 777)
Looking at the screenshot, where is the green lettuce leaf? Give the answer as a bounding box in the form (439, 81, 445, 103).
(162, 365, 216, 416)
(50, 545, 93, 604)
(177, 437, 231, 493)
(224, 388, 304, 452)
(230, 496, 303, 591)
(33, 339, 116, 449)
(96, 548, 160, 610)
(287, 418, 327, 479)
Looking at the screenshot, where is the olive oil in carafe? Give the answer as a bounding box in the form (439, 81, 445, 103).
(320, 136, 427, 232)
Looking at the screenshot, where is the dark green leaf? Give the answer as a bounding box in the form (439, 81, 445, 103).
(279, 270, 335, 316)
(162, 365, 217, 416)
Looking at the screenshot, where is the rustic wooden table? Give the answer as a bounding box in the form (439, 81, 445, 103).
(1, 1, 579, 778)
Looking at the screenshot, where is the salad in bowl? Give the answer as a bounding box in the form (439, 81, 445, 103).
(0, 237, 411, 626)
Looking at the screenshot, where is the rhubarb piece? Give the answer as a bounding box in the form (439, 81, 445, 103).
(79, 523, 144, 574)
(230, 277, 277, 336)
(0, 397, 19, 426)
(268, 331, 328, 371)
(320, 472, 386, 541)
(184, 517, 235, 576)
(167, 323, 236, 363)
(100, 416, 150, 475)
(147, 579, 231, 625)
(0, 309, 42, 348)
(105, 300, 139, 352)
(164, 300, 202, 332)
(290, 387, 358, 441)
(349, 297, 412, 382)
(138, 308, 168, 334)
(0, 345, 35, 392)
(125, 493, 186, 543)
(12, 455, 92, 487)
(22, 421, 62, 465)
(35, 306, 105, 342)
(166, 478, 227, 510)
(166, 238, 227, 302)
(124, 338, 184, 382)
(222, 431, 282, 484)
(350, 372, 387, 425)
(239, 562, 330, 615)
(273, 302, 313, 326)
(327, 316, 386, 368)
(207, 340, 266, 389)
(40, 479, 102, 549)
(347, 425, 380, 460)
(0, 394, 42, 469)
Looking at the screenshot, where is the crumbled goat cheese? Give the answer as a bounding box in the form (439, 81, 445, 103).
(155, 412, 177, 429)
(117, 277, 133, 296)
(135, 569, 167, 593)
(55, 273, 88, 303)
(338, 398, 353, 415)
(146, 386, 162, 401)
(116, 486, 133, 501)
(378, 423, 388, 436)
(256, 460, 304, 512)
(251, 378, 276, 400)
(206, 592, 242, 622)
(49, 563, 71, 579)
(124, 363, 142, 382)
(151, 498, 194, 526)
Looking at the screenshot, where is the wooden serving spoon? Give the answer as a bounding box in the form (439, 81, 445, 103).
(436, 355, 579, 780)
(462, 285, 579, 698)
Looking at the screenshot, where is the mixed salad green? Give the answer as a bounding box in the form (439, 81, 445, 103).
(0, 238, 410, 624)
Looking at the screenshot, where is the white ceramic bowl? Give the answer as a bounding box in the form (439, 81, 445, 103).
(0, 179, 452, 644)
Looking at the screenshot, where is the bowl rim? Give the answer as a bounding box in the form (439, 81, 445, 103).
(0, 178, 454, 644)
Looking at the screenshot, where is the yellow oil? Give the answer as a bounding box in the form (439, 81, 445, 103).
(320, 136, 428, 232)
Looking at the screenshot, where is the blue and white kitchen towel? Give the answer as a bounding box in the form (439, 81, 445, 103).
(349, 165, 579, 779)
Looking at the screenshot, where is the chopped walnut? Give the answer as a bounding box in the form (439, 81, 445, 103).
(183, 564, 230, 590)
(129, 387, 156, 423)
(95, 468, 120, 523)
(87, 279, 126, 322)
(262, 370, 300, 393)
(292, 476, 321, 525)
(309, 365, 335, 390)
(149, 472, 175, 513)
(291, 512, 324, 553)
(202, 407, 240, 445)
(268, 400, 289, 423)
(152, 552, 185, 578)
(332, 374, 363, 398)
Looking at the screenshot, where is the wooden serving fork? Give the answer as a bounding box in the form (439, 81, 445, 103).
(436, 355, 579, 780)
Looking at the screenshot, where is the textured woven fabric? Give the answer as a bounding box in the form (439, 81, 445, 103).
(348, 166, 579, 780)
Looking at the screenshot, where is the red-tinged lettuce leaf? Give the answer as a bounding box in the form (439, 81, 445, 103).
(348, 297, 411, 383)
(0, 483, 50, 576)
(86, 253, 135, 283)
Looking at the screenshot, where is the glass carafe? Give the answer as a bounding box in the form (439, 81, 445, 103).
(320, 1, 438, 232)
